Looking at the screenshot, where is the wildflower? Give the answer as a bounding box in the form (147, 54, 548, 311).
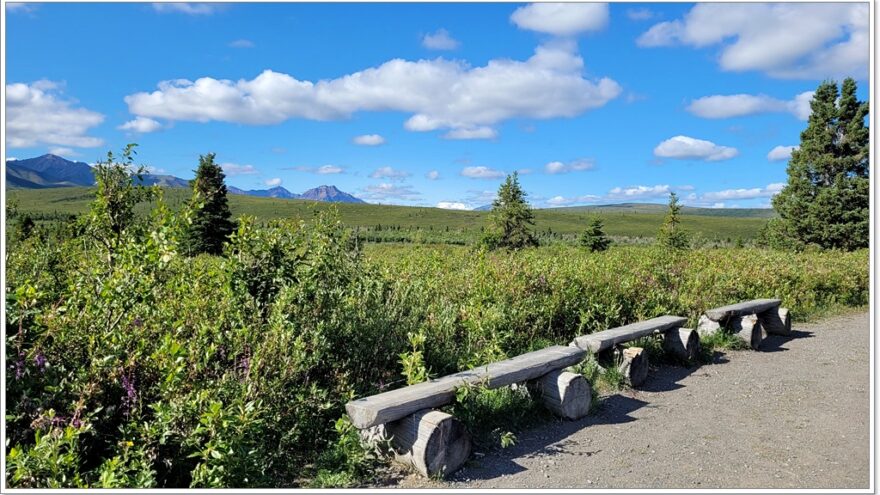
(34, 352, 48, 372)
(121, 372, 137, 415)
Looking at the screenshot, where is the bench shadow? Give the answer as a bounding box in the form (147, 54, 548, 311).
(759, 329, 814, 353)
(448, 394, 649, 481)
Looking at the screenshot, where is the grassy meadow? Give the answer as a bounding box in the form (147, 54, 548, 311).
(8, 186, 770, 245)
(4, 180, 869, 488)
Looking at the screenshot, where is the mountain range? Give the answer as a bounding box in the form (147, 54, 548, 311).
(5, 154, 364, 203)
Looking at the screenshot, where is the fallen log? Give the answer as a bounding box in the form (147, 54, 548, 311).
(619, 347, 649, 387)
(758, 307, 791, 336)
(527, 370, 591, 420)
(730, 314, 766, 349)
(704, 298, 781, 322)
(663, 327, 701, 362)
(364, 409, 472, 478)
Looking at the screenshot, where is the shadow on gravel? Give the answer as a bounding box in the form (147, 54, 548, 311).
(451, 395, 648, 481)
(760, 329, 814, 353)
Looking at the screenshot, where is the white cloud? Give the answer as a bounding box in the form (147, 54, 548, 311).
(511, 3, 609, 36)
(360, 183, 420, 201)
(700, 183, 785, 202)
(422, 29, 460, 50)
(6, 157, 18, 162)
(353, 134, 385, 146)
(436, 201, 470, 210)
(426, 170, 440, 180)
(288, 164, 345, 175)
(546, 194, 601, 206)
(686, 91, 814, 120)
(607, 184, 671, 200)
(443, 127, 498, 140)
(6, 3, 36, 13)
(264, 177, 282, 187)
(6, 81, 104, 148)
(544, 159, 595, 174)
(221, 162, 258, 176)
(229, 39, 255, 48)
(653, 135, 738, 162)
(767, 145, 798, 162)
(466, 189, 498, 204)
(48, 147, 78, 157)
(626, 8, 655, 21)
(637, 3, 868, 80)
(370, 166, 411, 181)
(125, 42, 621, 139)
(152, 3, 218, 15)
(461, 166, 505, 180)
(118, 116, 163, 133)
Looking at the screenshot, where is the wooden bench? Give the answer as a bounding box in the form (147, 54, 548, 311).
(346, 345, 588, 477)
(570, 315, 699, 387)
(697, 298, 791, 349)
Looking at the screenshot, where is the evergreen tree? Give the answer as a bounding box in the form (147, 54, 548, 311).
(580, 217, 611, 252)
(482, 172, 538, 249)
(769, 78, 869, 250)
(185, 153, 236, 255)
(657, 192, 690, 249)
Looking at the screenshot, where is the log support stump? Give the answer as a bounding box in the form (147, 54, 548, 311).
(618, 346, 649, 387)
(361, 409, 471, 478)
(697, 315, 722, 337)
(730, 314, 766, 350)
(663, 327, 701, 362)
(527, 370, 591, 420)
(758, 307, 791, 336)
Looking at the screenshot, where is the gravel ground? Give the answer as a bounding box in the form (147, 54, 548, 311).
(389, 310, 871, 489)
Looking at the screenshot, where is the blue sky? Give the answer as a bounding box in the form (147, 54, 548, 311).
(5, 2, 870, 208)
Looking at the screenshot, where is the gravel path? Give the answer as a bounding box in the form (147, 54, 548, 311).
(391, 310, 871, 489)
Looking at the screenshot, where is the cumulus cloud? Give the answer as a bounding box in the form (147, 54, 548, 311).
(626, 8, 655, 21)
(544, 159, 595, 174)
(636, 3, 868, 79)
(264, 177, 282, 187)
(767, 145, 798, 162)
(700, 183, 785, 201)
(544, 183, 694, 207)
(359, 183, 421, 201)
(118, 116, 163, 133)
(654, 135, 738, 161)
(461, 166, 506, 180)
(436, 201, 470, 210)
(370, 166, 411, 181)
(546, 194, 601, 206)
(511, 3, 609, 36)
(6, 80, 104, 148)
(221, 162, 258, 176)
(229, 39, 255, 48)
(607, 184, 672, 200)
(124, 42, 621, 139)
(48, 147, 78, 158)
(6, 3, 36, 13)
(422, 29, 460, 50)
(152, 3, 219, 15)
(353, 134, 385, 146)
(288, 164, 345, 174)
(443, 127, 498, 140)
(686, 91, 814, 120)
(426, 170, 440, 180)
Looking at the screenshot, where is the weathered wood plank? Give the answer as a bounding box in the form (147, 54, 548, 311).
(345, 346, 586, 429)
(570, 315, 688, 353)
(705, 298, 782, 322)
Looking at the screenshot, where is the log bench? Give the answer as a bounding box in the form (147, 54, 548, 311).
(569, 315, 699, 387)
(697, 298, 791, 349)
(346, 345, 589, 477)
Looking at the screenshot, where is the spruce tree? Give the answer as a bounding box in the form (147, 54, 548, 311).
(770, 78, 869, 251)
(658, 192, 690, 249)
(483, 172, 538, 249)
(185, 153, 236, 255)
(580, 217, 611, 252)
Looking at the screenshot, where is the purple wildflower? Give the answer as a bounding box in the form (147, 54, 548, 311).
(14, 351, 25, 379)
(121, 372, 137, 415)
(132, 317, 143, 328)
(34, 352, 47, 372)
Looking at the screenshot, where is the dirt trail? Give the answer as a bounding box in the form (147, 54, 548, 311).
(391, 310, 871, 489)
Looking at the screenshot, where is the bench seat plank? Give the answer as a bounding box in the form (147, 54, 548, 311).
(705, 298, 781, 322)
(570, 315, 688, 354)
(345, 345, 586, 429)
